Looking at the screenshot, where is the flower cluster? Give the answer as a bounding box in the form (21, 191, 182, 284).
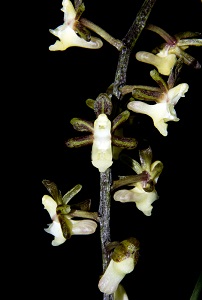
(47, 1, 202, 298)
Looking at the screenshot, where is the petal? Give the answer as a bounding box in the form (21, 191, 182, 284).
(70, 118, 94, 132)
(42, 195, 57, 219)
(44, 221, 66, 246)
(58, 215, 73, 239)
(42, 179, 63, 205)
(168, 83, 189, 105)
(62, 184, 82, 205)
(120, 154, 142, 174)
(66, 135, 93, 148)
(150, 160, 164, 183)
(71, 219, 97, 235)
(111, 110, 130, 132)
(139, 146, 152, 172)
(112, 135, 138, 150)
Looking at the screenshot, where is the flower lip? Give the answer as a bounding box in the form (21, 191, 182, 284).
(135, 51, 177, 76)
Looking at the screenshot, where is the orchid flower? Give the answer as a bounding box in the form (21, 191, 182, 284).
(124, 68, 189, 136)
(66, 92, 137, 172)
(98, 238, 139, 295)
(49, 0, 103, 51)
(49, 0, 123, 51)
(113, 146, 163, 216)
(135, 24, 202, 75)
(42, 180, 98, 246)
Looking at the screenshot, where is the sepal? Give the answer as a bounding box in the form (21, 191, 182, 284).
(70, 118, 94, 132)
(66, 135, 94, 148)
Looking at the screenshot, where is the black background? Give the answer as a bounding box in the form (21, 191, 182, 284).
(17, 0, 202, 299)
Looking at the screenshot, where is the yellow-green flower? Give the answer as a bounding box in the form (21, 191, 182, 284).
(135, 24, 202, 75)
(124, 69, 189, 136)
(98, 238, 139, 295)
(49, 0, 103, 51)
(42, 180, 98, 246)
(113, 147, 163, 216)
(66, 93, 137, 172)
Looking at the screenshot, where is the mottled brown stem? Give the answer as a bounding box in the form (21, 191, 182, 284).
(98, 1, 157, 299)
(113, 0, 157, 99)
(98, 168, 113, 300)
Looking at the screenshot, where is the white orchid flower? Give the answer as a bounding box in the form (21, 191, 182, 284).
(42, 181, 98, 246)
(49, 0, 103, 51)
(42, 195, 97, 246)
(128, 83, 189, 136)
(98, 238, 139, 295)
(136, 24, 202, 74)
(113, 148, 163, 216)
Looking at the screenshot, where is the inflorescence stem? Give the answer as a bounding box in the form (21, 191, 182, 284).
(98, 169, 113, 300)
(98, 1, 157, 299)
(113, 0, 157, 99)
